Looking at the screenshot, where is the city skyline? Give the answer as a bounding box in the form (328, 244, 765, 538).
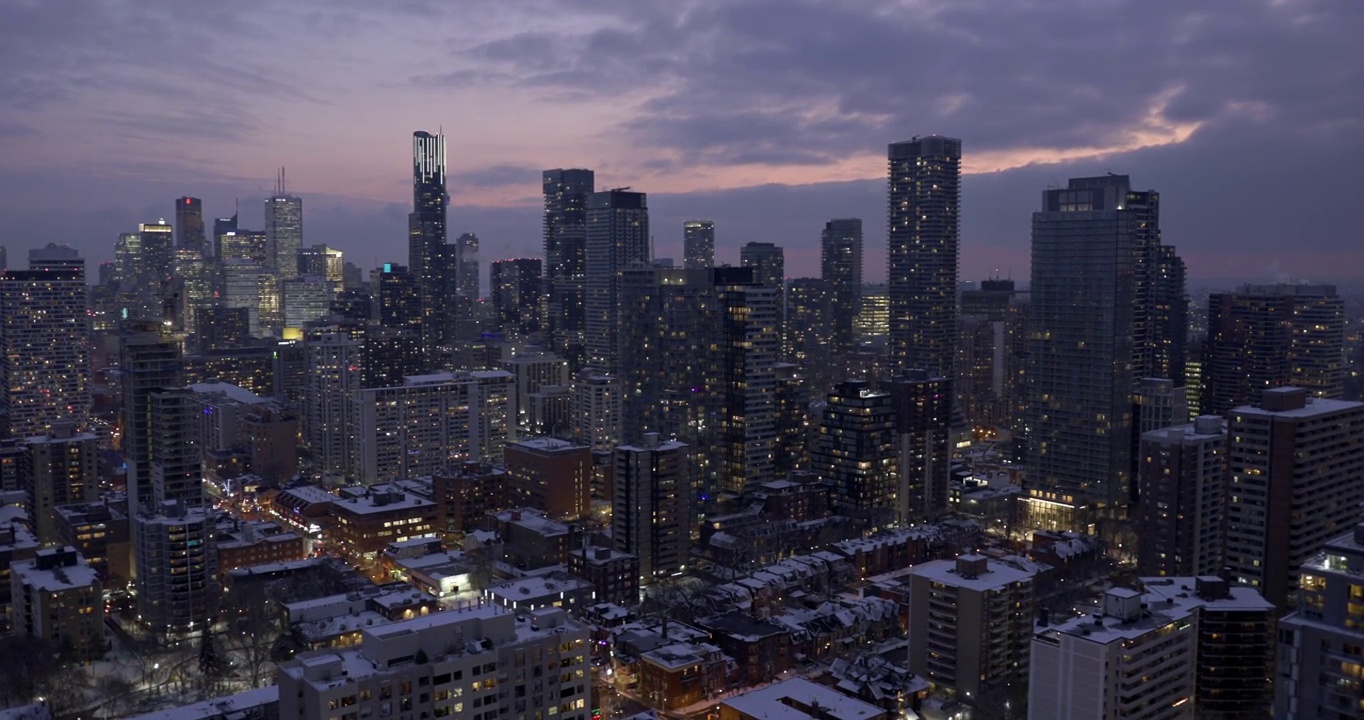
(1, 1, 1361, 283)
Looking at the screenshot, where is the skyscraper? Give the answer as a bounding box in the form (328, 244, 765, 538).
(740, 241, 785, 354)
(1277, 524, 1364, 719)
(585, 188, 649, 371)
(140, 220, 175, 317)
(821, 218, 863, 352)
(1204, 284, 1345, 415)
(542, 169, 595, 369)
(119, 321, 183, 516)
(886, 371, 952, 523)
(454, 232, 480, 299)
(1135, 416, 1227, 578)
(174, 197, 206, 254)
(887, 136, 961, 377)
(957, 279, 1028, 430)
(683, 220, 715, 269)
(410, 131, 448, 351)
(212, 212, 238, 258)
(0, 251, 91, 438)
(265, 169, 303, 279)
(1027, 175, 1177, 510)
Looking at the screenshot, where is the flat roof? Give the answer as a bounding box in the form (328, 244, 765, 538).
(909, 557, 1036, 591)
(722, 678, 884, 720)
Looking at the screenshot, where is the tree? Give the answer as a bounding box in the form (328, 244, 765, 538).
(93, 675, 138, 720)
(198, 629, 228, 696)
(221, 581, 286, 688)
(0, 635, 62, 707)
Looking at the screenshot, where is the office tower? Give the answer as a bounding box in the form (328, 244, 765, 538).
(617, 266, 704, 444)
(490, 257, 543, 337)
(505, 438, 591, 521)
(277, 605, 590, 720)
(149, 388, 202, 508)
(119, 322, 183, 516)
(265, 169, 303, 277)
(1031, 579, 1274, 720)
(614, 434, 689, 584)
(572, 369, 621, 452)
(19, 422, 97, 545)
(133, 500, 217, 635)
(113, 231, 142, 297)
(886, 371, 952, 523)
(139, 219, 175, 306)
(410, 131, 448, 350)
(908, 555, 1036, 700)
(772, 363, 809, 476)
(453, 232, 480, 299)
(1027, 174, 1180, 511)
(887, 136, 961, 376)
(821, 218, 863, 352)
(1225, 387, 1364, 609)
(171, 247, 214, 336)
(175, 196, 206, 254)
(585, 188, 650, 371)
(303, 331, 362, 482)
(296, 243, 344, 286)
(957, 279, 1028, 430)
(855, 290, 889, 344)
(194, 306, 252, 352)
(216, 228, 268, 265)
(27, 243, 83, 272)
(1205, 284, 1345, 415)
(377, 263, 424, 339)
(1136, 416, 1227, 578)
(543, 168, 595, 368)
(212, 213, 238, 256)
(683, 220, 715, 269)
(1277, 524, 1364, 719)
(219, 259, 275, 337)
(282, 275, 334, 332)
(814, 380, 898, 528)
(0, 244, 6, 271)
(0, 255, 91, 438)
(9, 547, 104, 662)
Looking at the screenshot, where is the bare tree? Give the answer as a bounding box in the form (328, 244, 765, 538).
(221, 581, 284, 688)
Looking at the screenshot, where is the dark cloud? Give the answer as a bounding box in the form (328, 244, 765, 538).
(448, 164, 542, 188)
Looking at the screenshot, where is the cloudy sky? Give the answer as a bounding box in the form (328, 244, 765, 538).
(1, 0, 1360, 284)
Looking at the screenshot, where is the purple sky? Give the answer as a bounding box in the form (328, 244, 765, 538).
(1, 0, 1361, 284)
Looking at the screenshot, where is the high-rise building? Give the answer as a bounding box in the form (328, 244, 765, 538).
(814, 381, 898, 528)
(1225, 387, 1364, 609)
(683, 220, 715, 269)
(585, 189, 650, 371)
(505, 438, 591, 521)
(410, 131, 448, 351)
(282, 275, 335, 333)
(149, 388, 203, 508)
(740, 241, 785, 354)
(821, 218, 863, 352)
(957, 279, 1028, 431)
(139, 220, 175, 313)
(303, 331, 362, 482)
(1031, 579, 1274, 720)
(119, 322, 183, 517)
(171, 247, 215, 337)
(220, 259, 276, 337)
(1149, 244, 1188, 384)
(571, 369, 621, 453)
(277, 605, 590, 720)
(19, 422, 98, 545)
(711, 275, 779, 496)
(887, 136, 961, 377)
(216, 228, 268, 265)
(174, 196, 206, 254)
(265, 169, 304, 278)
(351, 374, 475, 484)
(490, 258, 543, 337)
(133, 501, 217, 635)
(908, 555, 1036, 699)
(542, 169, 595, 369)
(0, 254, 91, 438)
(1027, 174, 1182, 511)
(614, 434, 690, 584)
(1204, 284, 1345, 415)
(453, 232, 480, 299)
(772, 363, 809, 477)
(296, 243, 344, 286)
(377, 263, 424, 338)
(1277, 523, 1364, 719)
(786, 278, 835, 392)
(886, 371, 952, 523)
(212, 213, 238, 258)
(1136, 416, 1227, 578)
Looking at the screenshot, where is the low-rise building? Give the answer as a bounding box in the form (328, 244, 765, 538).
(638, 641, 729, 712)
(330, 485, 437, 573)
(216, 521, 307, 576)
(54, 497, 130, 582)
(504, 438, 591, 521)
(567, 546, 639, 606)
(719, 678, 887, 720)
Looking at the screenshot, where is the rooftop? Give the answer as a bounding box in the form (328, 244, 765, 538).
(123, 686, 277, 720)
(11, 552, 99, 592)
(721, 678, 885, 720)
(909, 555, 1036, 591)
(189, 380, 268, 405)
